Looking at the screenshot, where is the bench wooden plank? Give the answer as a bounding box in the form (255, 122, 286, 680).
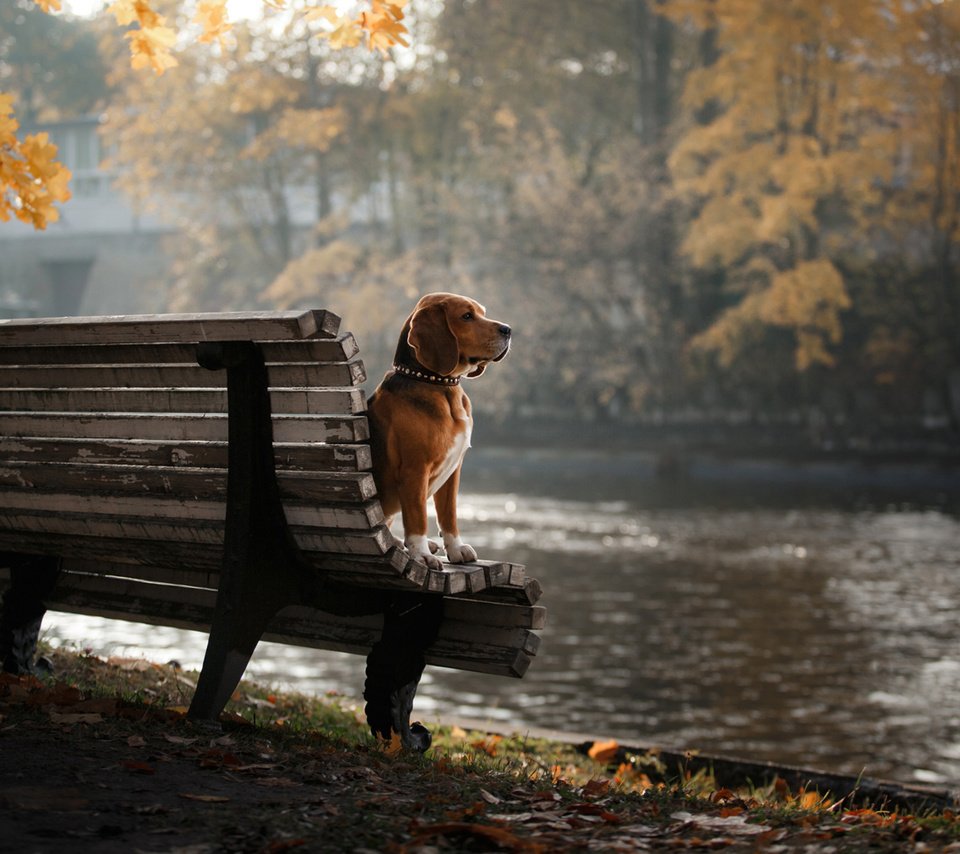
(0, 491, 383, 530)
(0, 335, 360, 366)
(0, 361, 366, 390)
(0, 388, 367, 415)
(0, 310, 339, 347)
(0, 512, 394, 555)
(0, 413, 370, 443)
(0, 438, 373, 472)
(0, 463, 378, 504)
(21, 572, 537, 677)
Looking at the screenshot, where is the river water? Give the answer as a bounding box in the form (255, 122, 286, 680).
(40, 448, 960, 785)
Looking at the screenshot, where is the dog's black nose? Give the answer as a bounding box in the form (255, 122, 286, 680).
(499, 324, 512, 337)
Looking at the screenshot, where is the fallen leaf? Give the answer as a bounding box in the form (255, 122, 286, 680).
(450, 724, 468, 738)
(377, 730, 404, 757)
(471, 734, 502, 757)
(163, 734, 199, 745)
(127, 735, 147, 748)
(582, 778, 611, 798)
(178, 793, 231, 803)
(479, 788, 502, 804)
(587, 739, 620, 763)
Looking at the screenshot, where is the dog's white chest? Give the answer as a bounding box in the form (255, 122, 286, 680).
(428, 417, 472, 497)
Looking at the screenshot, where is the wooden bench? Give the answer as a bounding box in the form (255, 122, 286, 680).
(0, 310, 544, 750)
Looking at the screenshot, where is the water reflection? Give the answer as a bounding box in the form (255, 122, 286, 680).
(41, 449, 960, 784)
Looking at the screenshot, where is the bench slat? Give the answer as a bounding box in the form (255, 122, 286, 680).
(0, 463, 377, 504)
(0, 388, 367, 415)
(0, 361, 366, 390)
(0, 310, 339, 347)
(24, 572, 536, 677)
(46, 560, 544, 630)
(0, 512, 393, 555)
(0, 438, 373, 472)
(0, 413, 370, 443)
(0, 491, 383, 530)
(0, 335, 360, 366)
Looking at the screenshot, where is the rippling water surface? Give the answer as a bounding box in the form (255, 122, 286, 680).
(42, 449, 960, 785)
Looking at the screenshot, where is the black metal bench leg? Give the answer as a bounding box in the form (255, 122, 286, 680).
(0, 555, 61, 675)
(188, 341, 302, 722)
(363, 594, 444, 752)
(188, 583, 285, 719)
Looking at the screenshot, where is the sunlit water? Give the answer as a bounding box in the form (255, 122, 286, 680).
(40, 448, 960, 785)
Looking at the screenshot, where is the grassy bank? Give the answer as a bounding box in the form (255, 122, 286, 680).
(1, 648, 958, 852)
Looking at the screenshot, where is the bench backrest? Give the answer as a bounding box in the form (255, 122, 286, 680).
(0, 311, 396, 578)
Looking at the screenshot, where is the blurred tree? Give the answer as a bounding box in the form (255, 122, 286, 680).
(0, 0, 108, 123)
(0, 0, 105, 228)
(1, 0, 407, 229)
(102, 12, 377, 309)
(664, 0, 960, 419)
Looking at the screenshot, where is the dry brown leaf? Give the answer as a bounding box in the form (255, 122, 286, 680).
(179, 793, 231, 803)
(163, 734, 199, 745)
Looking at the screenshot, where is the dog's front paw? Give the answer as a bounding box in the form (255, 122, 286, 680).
(405, 535, 445, 570)
(443, 535, 477, 564)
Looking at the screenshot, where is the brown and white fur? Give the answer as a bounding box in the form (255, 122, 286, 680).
(367, 293, 511, 569)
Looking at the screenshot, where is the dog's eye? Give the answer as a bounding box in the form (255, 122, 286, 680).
(461, 311, 474, 321)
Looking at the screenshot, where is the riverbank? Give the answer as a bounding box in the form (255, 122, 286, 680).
(2, 650, 957, 852)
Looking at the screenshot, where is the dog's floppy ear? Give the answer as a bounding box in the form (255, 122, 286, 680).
(408, 303, 459, 376)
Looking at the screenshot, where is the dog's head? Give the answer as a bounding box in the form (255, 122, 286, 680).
(402, 292, 511, 378)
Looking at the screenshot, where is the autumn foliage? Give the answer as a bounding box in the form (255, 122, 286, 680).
(0, 0, 408, 227)
(0, 92, 71, 228)
(2, 0, 959, 427)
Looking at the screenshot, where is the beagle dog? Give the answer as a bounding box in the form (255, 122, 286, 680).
(367, 293, 511, 569)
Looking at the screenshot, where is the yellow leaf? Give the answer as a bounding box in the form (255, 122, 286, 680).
(304, 4, 341, 24)
(377, 729, 404, 756)
(126, 25, 179, 74)
(32, 0, 62, 11)
(194, 0, 231, 46)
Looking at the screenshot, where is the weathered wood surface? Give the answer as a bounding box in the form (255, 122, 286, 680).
(0, 438, 373, 471)
(41, 575, 540, 677)
(0, 413, 370, 443)
(0, 335, 359, 366)
(0, 491, 383, 530)
(0, 387, 367, 415)
(0, 360, 366, 389)
(0, 512, 395, 555)
(0, 569, 541, 678)
(0, 310, 339, 346)
(0, 463, 378, 504)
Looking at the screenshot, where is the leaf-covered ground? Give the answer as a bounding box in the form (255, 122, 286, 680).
(1, 649, 958, 853)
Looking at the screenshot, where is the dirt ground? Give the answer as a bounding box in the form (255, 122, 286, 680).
(2, 654, 959, 853)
